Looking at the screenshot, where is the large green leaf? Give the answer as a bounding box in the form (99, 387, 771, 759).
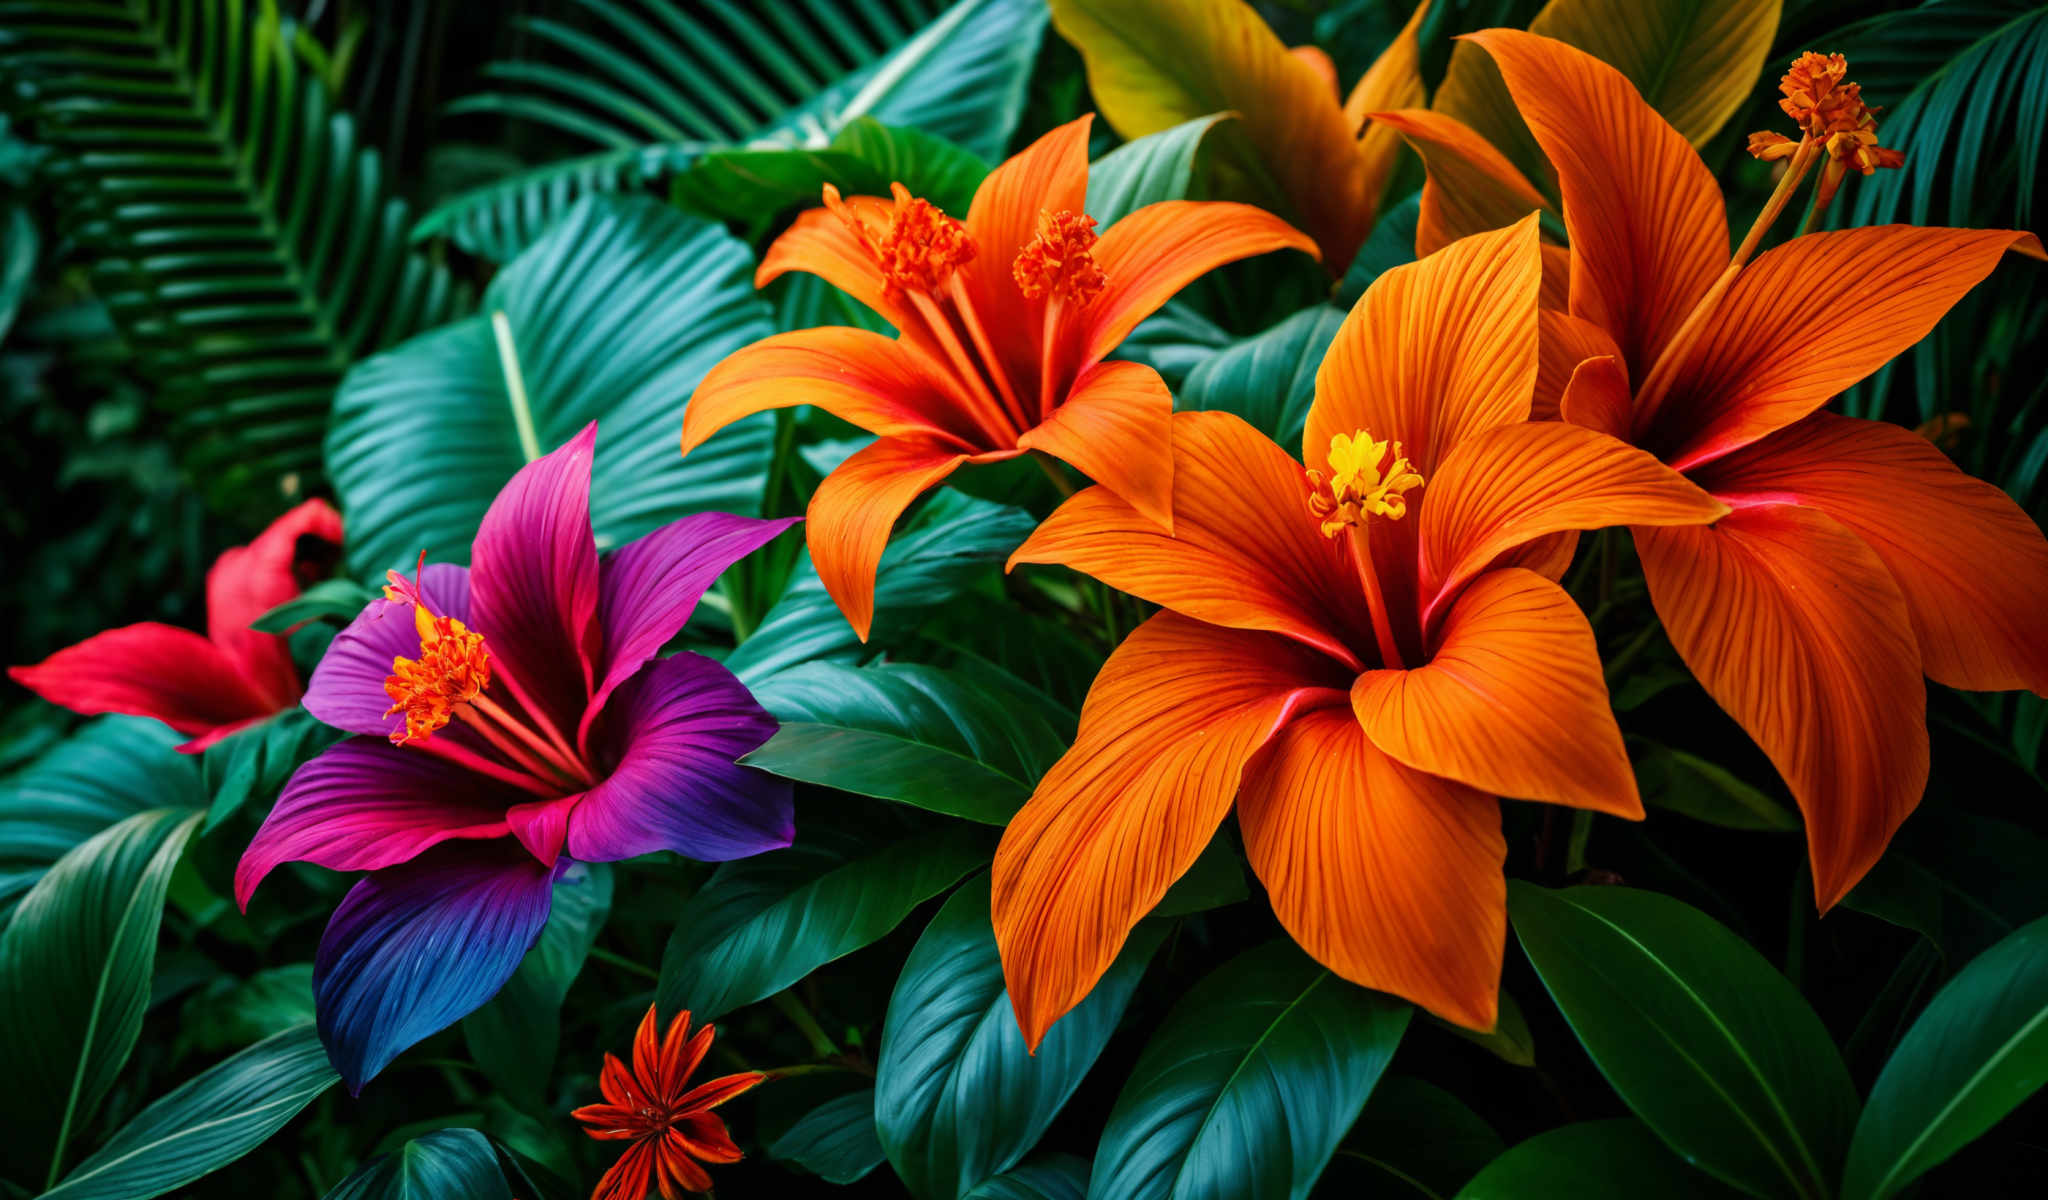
(1842, 912, 2048, 1200)
(1177, 304, 1345, 448)
(1454, 1120, 1746, 1199)
(1508, 883, 1857, 1200)
(674, 119, 989, 228)
(177, 965, 317, 1058)
(964, 1154, 1091, 1200)
(1089, 940, 1411, 1200)
(329, 194, 776, 577)
(321, 1129, 518, 1200)
(0, 717, 201, 914)
(40, 1024, 337, 1200)
(657, 820, 991, 1022)
(1335, 1076, 1504, 1198)
(0, 0, 467, 501)
(745, 661, 1075, 825)
(768, 1087, 887, 1185)
(724, 490, 1038, 685)
(1633, 742, 1799, 833)
(463, 862, 613, 1108)
(0, 808, 201, 1186)
(1084, 115, 1230, 227)
(425, 0, 1046, 259)
(877, 876, 1163, 1200)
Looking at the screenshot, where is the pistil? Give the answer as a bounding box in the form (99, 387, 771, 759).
(1307, 431, 1423, 671)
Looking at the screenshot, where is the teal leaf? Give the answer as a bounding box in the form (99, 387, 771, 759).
(178, 965, 318, 1058)
(1508, 883, 1857, 1200)
(320, 1129, 517, 1200)
(878, 876, 1163, 1200)
(1335, 1075, 1504, 1199)
(1455, 1120, 1746, 1199)
(1088, 939, 1410, 1200)
(329, 194, 776, 577)
(676, 119, 988, 226)
(1633, 743, 1799, 833)
(964, 1154, 1092, 1200)
(1177, 305, 1345, 448)
(1086, 115, 1232, 227)
(768, 1088, 887, 1185)
(41, 1025, 337, 1200)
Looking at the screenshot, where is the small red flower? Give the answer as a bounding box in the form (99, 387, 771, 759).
(572, 1006, 766, 1199)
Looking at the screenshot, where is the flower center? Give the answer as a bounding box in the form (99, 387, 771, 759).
(1746, 51, 1904, 179)
(1013, 209, 1106, 304)
(1305, 430, 1423, 538)
(382, 603, 491, 746)
(827, 181, 976, 298)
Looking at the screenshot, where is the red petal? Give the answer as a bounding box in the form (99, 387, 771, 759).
(591, 1139, 659, 1200)
(10, 623, 275, 740)
(674, 1070, 766, 1113)
(205, 498, 343, 707)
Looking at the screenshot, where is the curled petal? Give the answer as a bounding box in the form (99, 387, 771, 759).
(10, 624, 275, 742)
(205, 498, 345, 708)
(1534, 309, 1624, 422)
(1368, 108, 1553, 256)
(1016, 360, 1175, 531)
(757, 195, 921, 333)
(807, 437, 977, 642)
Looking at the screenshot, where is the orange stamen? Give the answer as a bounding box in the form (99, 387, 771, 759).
(1013, 210, 1106, 305)
(827, 182, 976, 299)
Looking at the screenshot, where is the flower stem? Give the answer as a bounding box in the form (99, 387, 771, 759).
(587, 945, 658, 981)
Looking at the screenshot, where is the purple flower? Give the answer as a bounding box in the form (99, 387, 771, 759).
(237, 425, 796, 1091)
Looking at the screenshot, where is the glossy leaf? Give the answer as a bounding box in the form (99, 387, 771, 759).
(676, 119, 989, 226)
(330, 194, 775, 576)
(1337, 1076, 1504, 1199)
(0, 808, 201, 1185)
(1086, 114, 1231, 227)
(878, 876, 1164, 1200)
(768, 1088, 887, 1185)
(746, 661, 1075, 825)
(1509, 883, 1857, 1200)
(463, 862, 614, 1106)
(1430, 987, 1537, 1068)
(1843, 912, 2048, 1200)
(1634, 742, 1800, 833)
(1178, 305, 1346, 447)
(1089, 939, 1411, 1200)
(658, 821, 991, 1022)
(321, 1129, 517, 1200)
(178, 966, 318, 1058)
(965, 1154, 1092, 1200)
(41, 1025, 337, 1200)
(1455, 1119, 1746, 1199)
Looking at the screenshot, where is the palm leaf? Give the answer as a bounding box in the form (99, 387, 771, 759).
(0, 0, 468, 505)
(419, 0, 1046, 260)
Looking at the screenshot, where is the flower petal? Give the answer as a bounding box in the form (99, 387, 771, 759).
(235, 738, 517, 909)
(314, 842, 555, 1092)
(468, 424, 603, 741)
(1305, 214, 1541, 478)
(568, 654, 793, 864)
(205, 498, 345, 707)
(1469, 29, 1729, 377)
(1419, 420, 1727, 617)
(683, 327, 985, 457)
(654, 1137, 715, 1195)
(1016, 359, 1174, 531)
(1237, 708, 1504, 1030)
(1346, 0, 1430, 210)
(964, 115, 1093, 287)
(1645, 227, 2045, 469)
(9, 623, 275, 740)
(1637, 504, 1927, 908)
(1367, 108, 1553, 256)
(756, 196, 920, 333)
(673, 1111, 745, 1162)
(1081, 200, 1319, 365)
(1352, 568, 1641, 816)
(586, 513, 801, 741)
(1009, 410, 1370, 668)
(676, 1070, 767, 1114)
(591, 1139, 658, 1200)
(807, 436, 975, 643)
(1693, 412, 2048, 696)
(303, 563, 472, 739)
(1557, 355, 1633, 440)
(993, 612, 1346, 1050)
(1534, 309, 1624, 421)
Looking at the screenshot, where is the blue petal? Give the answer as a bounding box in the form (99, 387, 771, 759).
(314, 841, 555, 1091)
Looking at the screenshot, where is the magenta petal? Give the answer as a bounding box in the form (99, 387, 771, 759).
(583, 512, 800, 743)
(236, 737, 518, 909)
(567, 654, 793, 863)
(467, 424, 603, 741)
(314, 842, 555, 1091)
(303, 562, 472, 740)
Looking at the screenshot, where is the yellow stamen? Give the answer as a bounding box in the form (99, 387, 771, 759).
(1306, 431, 1423, 538)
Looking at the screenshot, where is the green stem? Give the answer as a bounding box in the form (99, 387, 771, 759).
(772, 989, 840, 1059)
(1565, 810, 1595, 876)
(491, 310, 542, 464)
(588, 945, 658, 981)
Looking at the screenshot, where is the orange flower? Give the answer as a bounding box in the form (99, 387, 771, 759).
(680, 116, 1317, 639)
(992, 217, 1727, 1045)
(572, 1006, 765, 1199)
(1448, 31, 2048, 908)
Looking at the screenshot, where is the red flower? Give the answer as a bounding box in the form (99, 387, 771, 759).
(572, 1006, 766, 1199)
(9, 499, 343, 751)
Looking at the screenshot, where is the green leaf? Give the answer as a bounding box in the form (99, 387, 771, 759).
(248, 579, 377, 634)
(330, 194, 776, 577)
(878, 876, 1163, 1200)
(320, 1129, 517, 1200)
(1336, 1076, 1504, 1199)
(963, 1154, 1091, 1200)
(1842, 912, 2048, 1200)
(0, 808, 202, 1185)
(1454, 1120, 1746, 1199)
(411, 143, 704, 263)
(200, 709, 342, 835)
(1843, 809, 2048, 965)
(40, 1024, 337, 1200)
(1085, 114, 1231, 227)
(1428, 987, 1536, 1068)
(725, 490, 1038, 685)
(0, 717, 202, 914)
(676, 119, 989, 227)
(1508, 883, 1857, 1200)
(178, 966, 318, 1058)
(1090, 939, 1411, 1200)
(0, 2, 468, 502)
(745, 661, 1074, 825)
(463, 862, 613, 1107)
(768, 1088, 887, 1185)
(1634, 744, 1799, 832)
(1177, 305, 1345, 448)
(658, 821, 991, 1021)
(1152, 832, 1248, 918)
